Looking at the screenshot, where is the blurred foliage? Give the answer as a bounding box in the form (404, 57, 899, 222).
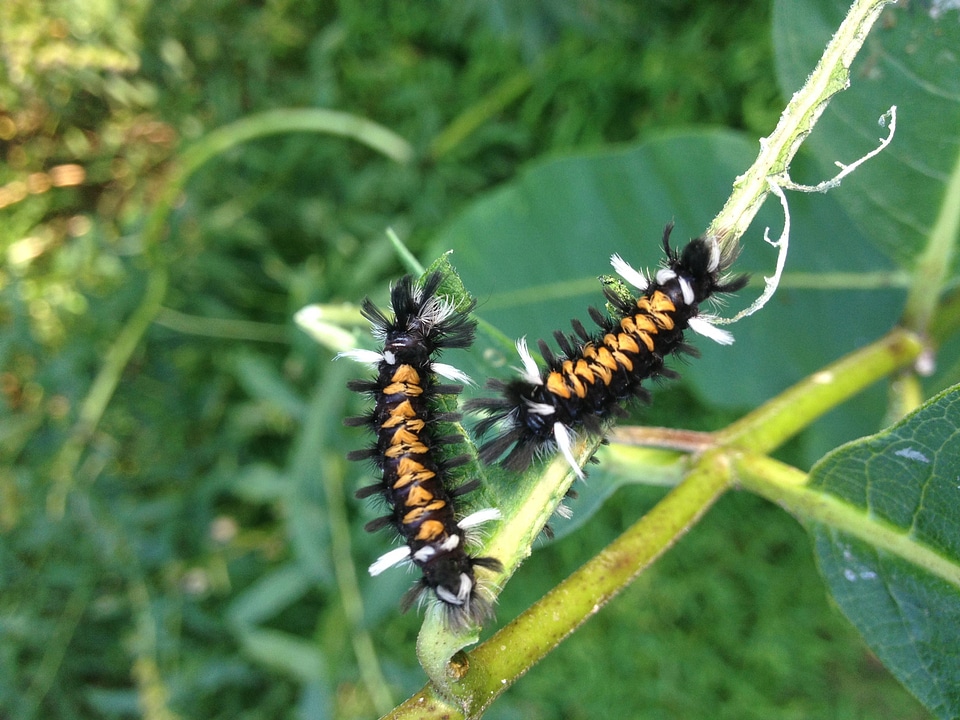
(0, 1, 934, 719)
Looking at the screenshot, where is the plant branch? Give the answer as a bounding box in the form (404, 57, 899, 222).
(902, 140, 960, 335)
(716, 328, 923, 454)
(47, 266, 169, 517)
(390, 454, 734, 719)
(326, 455, 394, 716)
(708, 0, 895, 254)
(153, 307, 289, 343)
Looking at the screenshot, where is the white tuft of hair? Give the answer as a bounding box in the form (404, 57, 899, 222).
(368, 545, 412, 576)
(688, 316, 735, 345)
(515, 337, 544, 385)
(553, 422, 585, 480)
(610, 253, 649, 291)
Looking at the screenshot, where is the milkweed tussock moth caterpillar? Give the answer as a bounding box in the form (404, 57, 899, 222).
(340, 272, 502, 629)
(466, 224, 748, 479)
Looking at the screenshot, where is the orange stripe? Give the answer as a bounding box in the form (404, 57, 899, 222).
(391, 365, 421, 384)
(405, 484, 434, 507)
(595, 346, 619, 371)
(384, 441, 429, 458)
(415, 519, 446, 542)
(616, 332, 640, 354)
(611, 350, 634, 372)
(546, 371, 572, 399)
(382, 400, 420, 428)
(382, 381, 424, 396)
(403, 500, 447, 526)
(390, 427, 420, 445)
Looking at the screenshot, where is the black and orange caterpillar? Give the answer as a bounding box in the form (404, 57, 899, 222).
(340, 272, 502, 629)
(466, 224, 747, 478)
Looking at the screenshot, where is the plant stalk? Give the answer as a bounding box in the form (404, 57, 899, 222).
(708, 0, 895, 253)
(716, 328, 923, 454)
(389, 455, 733, 719)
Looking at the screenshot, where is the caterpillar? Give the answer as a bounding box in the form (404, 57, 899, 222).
(466, 223, 748, 478)
(340, 271, 503, 629)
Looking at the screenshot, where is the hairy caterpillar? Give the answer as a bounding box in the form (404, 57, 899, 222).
(340, 272, 502, 628)
(466, 224, 747, 478)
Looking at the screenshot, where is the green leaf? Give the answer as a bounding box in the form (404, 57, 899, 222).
(233, 627, 327, 683)
(230, 462, 288, 503)
(809, 384, 960, 718)
(283, 366, 354, 587)
(231, 351, 306, 420)
(773, 0, 960, 272)
(226, 563, 313, 628)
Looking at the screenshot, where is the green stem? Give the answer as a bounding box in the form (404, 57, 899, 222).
(416, 445, 589, 692)
(386, 227, 425, 276)
(774, 269, 910, 290)
(902, 143, 960, 334)
(930, 286, 960, 343)
(884, 371, 926, 426)
(21, 581, 93, 720)
(708, 0, 895, 253)
(178, 108, 413, 174)
(390, 454, 734, 719)
(47, 266, 169, 517)
(716, 328, 923, 454)
(153, 307, 289, 343)
(384, 685, 457, 720)
(142, 109, 412, 263)
(736, 453, 960, 590)
(428, 69, 535, 161)
(326, 456, 394, 716)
